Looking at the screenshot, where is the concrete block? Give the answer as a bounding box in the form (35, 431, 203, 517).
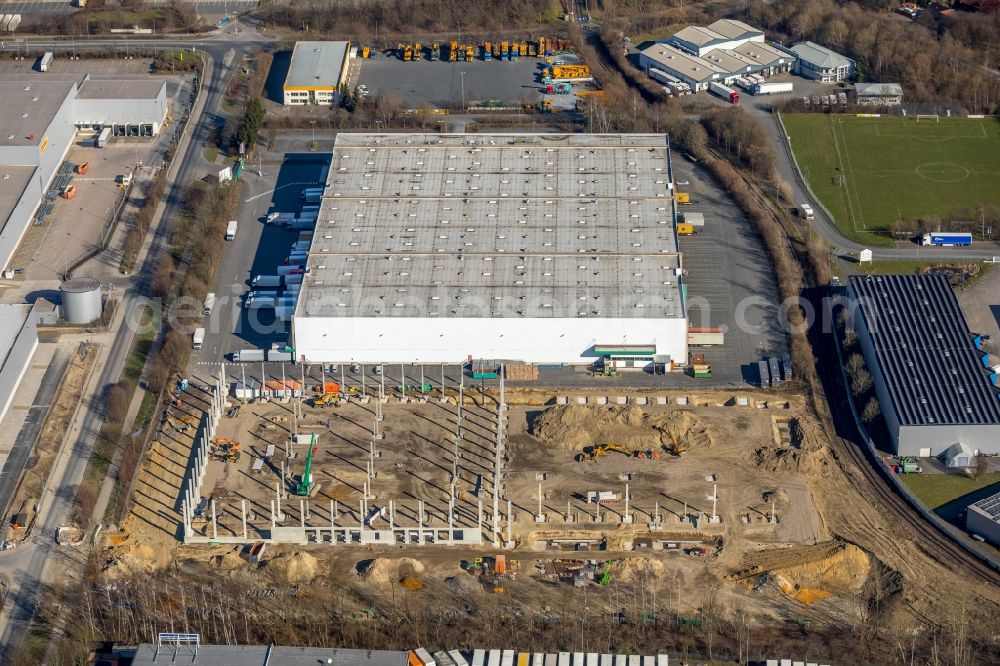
(557, 396, 568, 405)
(595, 395, 607, 405)
(635, 396, 648, 405)
(615, 396, 627, 405)
(576, 396, 587, 405)
(621, 515, 634, 524)
(676, 396, 688, 405)
(736, 396, 749, 406)
(656, 396, 668, 405)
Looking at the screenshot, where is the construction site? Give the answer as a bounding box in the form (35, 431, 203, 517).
(100, 363, 904, 637)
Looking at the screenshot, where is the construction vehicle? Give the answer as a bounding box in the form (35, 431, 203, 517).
(465, 44, 474, 61)
(635, 449, 661, 460)
(75, 161, 89, 175)
(213, 437, 241, 462)
(520, 41, 528, 56)
(61, 185, 76, 200)
(576, 90, 606, 98)
(414, 42, 422, 60)
(400, 43, 412, 61)
(510, 41, 519, 61)
(313, 393, 339, 407)
(541, 99, 553, 112)
(501, 41, 509, 61)
(665, 434, 686, 457)
(483, 42, 492, 61)
(538, 37, 546, 55)
(691, 363, 712, 378)
(429, 41, 439, 61)
(449, 41, 458, 61)
(578, 443, 634, 462)
(493, 42, 501, 59)
(676, 192, 690, 204)
(545, 81, 571, 94)
(296, 434, 317, 496)
(361, 46, 370, 59)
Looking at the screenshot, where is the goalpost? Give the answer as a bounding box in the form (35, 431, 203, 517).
(915, 114, 940, 122)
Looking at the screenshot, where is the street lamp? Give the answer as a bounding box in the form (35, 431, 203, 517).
(460, 71, 466, 111)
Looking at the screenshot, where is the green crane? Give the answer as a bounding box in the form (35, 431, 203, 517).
(296, 434, 317, 496)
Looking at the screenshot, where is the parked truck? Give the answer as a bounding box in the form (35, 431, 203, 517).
(203, 292, 216, 315)
(226, 220, 238, 240)
(232, 349, 265, 362)
(921, 232, 972, 247)
(39, 51, 53, 72)
(192, 327, 205, 350)
(709, 81, 740, 104)
(751, 81, 793, 95)
(252, 275, 283, 288)
(276, 265, 304, 276)
(267, 349, 293, 362)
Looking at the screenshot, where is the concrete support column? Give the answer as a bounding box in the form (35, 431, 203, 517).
(241, 499, 247, 540)
(211, 500, 218, 540)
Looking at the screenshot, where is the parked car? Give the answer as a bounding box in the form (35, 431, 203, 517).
(676, 179, 689, 186)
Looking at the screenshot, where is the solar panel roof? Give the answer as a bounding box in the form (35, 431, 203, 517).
(850, 274, 1000, 426)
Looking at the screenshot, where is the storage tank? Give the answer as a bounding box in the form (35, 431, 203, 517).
(60, 277, 102, 324)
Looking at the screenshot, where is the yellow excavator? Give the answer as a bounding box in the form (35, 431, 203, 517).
(665, 434, 686, 457)
(313, 393, 339, 407)
(577, 443, 634, 462)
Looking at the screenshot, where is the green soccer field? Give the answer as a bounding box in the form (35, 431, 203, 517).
(782, 114, 1000, 246)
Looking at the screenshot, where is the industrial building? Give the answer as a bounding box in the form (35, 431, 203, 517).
(283, 41, 351, 106)
(291, 133, 687, 367)
(0, 74, 169, 272)
(848, 274, 1000, 462)
(967, 491, 1000, 546)
(640, 21, 794, 92)
(0, 303, 38, 423)
(789, 41, 855, 82)
(854, 82, 903, 106)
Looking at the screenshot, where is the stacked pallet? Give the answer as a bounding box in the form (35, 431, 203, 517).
(504, 363, 539, 381)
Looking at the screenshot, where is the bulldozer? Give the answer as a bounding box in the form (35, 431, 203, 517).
(577, 443, 634, 462)
(313, 393, 339, 407)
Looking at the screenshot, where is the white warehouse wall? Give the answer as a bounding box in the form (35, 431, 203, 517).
(292, 316, 688, 365)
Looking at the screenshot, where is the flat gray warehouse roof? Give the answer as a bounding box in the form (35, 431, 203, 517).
(76, 78, 165, 99)
(850, 274, 1000, 426)
(298, 133, 683, 320)
(0, 79, 76, 147)
(285, 41, 350, 89)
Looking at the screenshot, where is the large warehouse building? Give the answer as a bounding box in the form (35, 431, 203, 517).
(283, 41, 351, 106)
(849, 274, 1000, 462)
(639, 19, 794, 92)
(0, 73, 168, 272)
(291, 133, 688, 366)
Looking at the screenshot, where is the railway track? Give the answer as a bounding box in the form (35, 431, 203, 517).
(705, 150, 1000, 589)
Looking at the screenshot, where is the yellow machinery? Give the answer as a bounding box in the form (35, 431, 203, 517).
(576, 90, 606, 98)
(541, 99, 553, 112)
(676, 192, 690, 204)
(314, 393, 338, 407)
(548, 64, 592, 80)
(214, 437, 242, 463)
(677, 223, 694, 235)
(493, 42, 501, 58)
(361, 46, 370, 58)
(666, 434, 687, 456)
(400, 43, 412, 61)
(484, 42, 491, 58)
(538, 36, 546, 55)
(414, 42, 422, 60)
(519, 41, 528, 56)
(449, 41, 458, 61)
(578, 443, 633, 462)
(465, 44, 474, 60)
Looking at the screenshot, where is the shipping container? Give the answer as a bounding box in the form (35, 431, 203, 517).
(472, 650, 486, 666)
(681, 212, 704, 226)
(284, 273, 303, 286)
(39, 51, 53, 71)
(192, 327, 205, 349)
(501, 650, 515, 666)
(96, 127, 112, 148)
(769, 357, 782, 384)
(232, 349, 265, 362)
(276, 265, 304, 276)
(290, 218, 316, 230)
(781, 352, 793, 381)
(449, 651, 469, 666)
(226, 220, 238, 240)
(488, 651, 501, 666)
(758, 359, 771, 388)
(688, 327, 724, 346)
(676, 223, 694, 235)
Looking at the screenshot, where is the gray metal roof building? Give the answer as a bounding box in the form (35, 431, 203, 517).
(790, 41, 855, 82)
(967, 490, 1000, 546)
(284, 41, 351, 105)
(292, 133, 688, 366)
(849, 274, 1000, 459)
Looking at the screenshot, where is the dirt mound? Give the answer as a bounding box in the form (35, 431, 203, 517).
(444, 574, 483, 595)
(266, 551, 318, 584)
(613, 557, 667, 584)
(753, 444, 823, 474)
(358, 557, 426, 586)
(774, 543, 870, 595)
(210, 548, 246, 571)
(102, 541, 175, 579)
(530, 405, 712, 452)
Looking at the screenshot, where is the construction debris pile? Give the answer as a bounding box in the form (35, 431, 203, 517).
(531, 405, 714, 454)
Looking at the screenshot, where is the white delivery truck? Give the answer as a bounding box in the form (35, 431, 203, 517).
(226, 220, 238, 240)
(192, 327, 205, 350)
(39, 51, 53, 72)
(203, 292, 216, 315)
(799, 203, 814, 220)
(97, 127, 112, 148)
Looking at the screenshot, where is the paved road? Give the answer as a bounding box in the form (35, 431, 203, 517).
(0, 26, 253, 656)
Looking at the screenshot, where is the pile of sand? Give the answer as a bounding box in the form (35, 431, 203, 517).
(753, 444, 822, 474)
(265, 551, 318, 584)
(102, 540, 176, 579)
(774, 543, 870, 595)
(210, 548, 246, 571)
(613, 557, 667, 584)
(530, 405, 714, 453)
(358, 557, 426, 586)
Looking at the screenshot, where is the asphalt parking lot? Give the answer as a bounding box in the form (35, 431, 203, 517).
(356, 55, 547, 109)
(672, 155, 788, 385)
(196, 154, 329, 365)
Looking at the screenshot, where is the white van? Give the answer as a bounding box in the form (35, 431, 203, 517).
(800, 203, 814, 220)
